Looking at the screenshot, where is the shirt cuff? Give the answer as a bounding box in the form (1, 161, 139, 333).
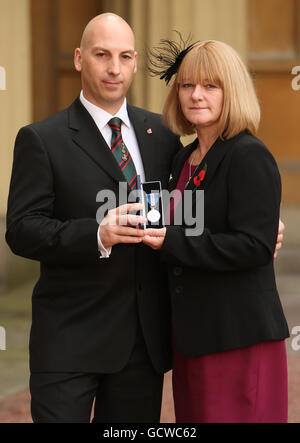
(97, 226, 112, 259)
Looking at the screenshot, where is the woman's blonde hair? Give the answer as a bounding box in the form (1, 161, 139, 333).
(163, 40, 261, 139)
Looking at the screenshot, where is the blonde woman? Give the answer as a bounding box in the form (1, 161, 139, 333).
(145, 39, 289, 423)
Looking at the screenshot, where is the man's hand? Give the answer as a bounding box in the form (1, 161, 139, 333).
(100, 203, 146, 249)
(143, 227, 167, 250)
(274, 219, 285, 259)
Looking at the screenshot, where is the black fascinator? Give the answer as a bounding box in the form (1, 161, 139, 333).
(147, 31, 198, 85)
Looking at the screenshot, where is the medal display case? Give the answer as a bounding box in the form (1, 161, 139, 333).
(138, 179, 165, 229)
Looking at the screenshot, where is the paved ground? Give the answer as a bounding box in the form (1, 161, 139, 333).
(1, 355, 300, 423)
(0, 249, 300, 423)
(0, 369, 175, 423)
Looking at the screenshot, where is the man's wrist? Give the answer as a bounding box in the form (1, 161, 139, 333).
(97, 226, 112, 259)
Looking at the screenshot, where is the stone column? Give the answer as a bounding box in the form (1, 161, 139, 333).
(0, 0, 32, 211)
(0, 0, 33, 288)
(129, 0, 247, 148)
(130, 0, 247, 116)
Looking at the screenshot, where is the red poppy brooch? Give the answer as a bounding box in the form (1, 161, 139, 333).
(192, 163, 207, 194)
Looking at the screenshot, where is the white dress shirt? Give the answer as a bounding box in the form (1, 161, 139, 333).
(79, 91, 145, 258)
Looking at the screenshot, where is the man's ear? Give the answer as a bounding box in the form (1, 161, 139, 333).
(133, 51, 138, 74)
(74, 48, 82, 72)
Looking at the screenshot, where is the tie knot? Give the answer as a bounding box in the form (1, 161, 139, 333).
(108, 117, 122, 133)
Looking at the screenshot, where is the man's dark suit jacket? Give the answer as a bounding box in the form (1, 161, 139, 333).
(6, 97, 181, 374)
(161, 131, 289, 357)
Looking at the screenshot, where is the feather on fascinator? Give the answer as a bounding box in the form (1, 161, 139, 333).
(147, 31, 198, 85)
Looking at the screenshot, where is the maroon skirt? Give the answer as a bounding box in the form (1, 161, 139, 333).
(172, 339, 288, 423)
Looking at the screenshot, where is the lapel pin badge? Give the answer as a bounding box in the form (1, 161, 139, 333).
(169, 174, 173, 182)
(147, 128, 153, 135)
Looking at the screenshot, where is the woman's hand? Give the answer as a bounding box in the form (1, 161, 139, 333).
(143, 227, 167, 250)
(274, 219, 285, 259)
(142, 218, 284, 254)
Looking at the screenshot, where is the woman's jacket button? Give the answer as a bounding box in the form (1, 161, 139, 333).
(173, 267, 183, 276)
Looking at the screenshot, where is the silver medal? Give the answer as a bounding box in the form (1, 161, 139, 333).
(147, 209, 161, 223)
(146, 192, 161, 223)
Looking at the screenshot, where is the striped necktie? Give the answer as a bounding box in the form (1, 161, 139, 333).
(108, 117, 137, 190)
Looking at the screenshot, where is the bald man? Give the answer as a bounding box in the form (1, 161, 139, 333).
(6, 13, 181, 423)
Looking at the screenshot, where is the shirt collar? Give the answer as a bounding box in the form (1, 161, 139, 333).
(79, 90, 130, 130)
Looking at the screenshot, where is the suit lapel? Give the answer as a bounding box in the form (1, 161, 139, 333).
(171, 133, 245, 223)
(168, 138, 198, 193)
(127, 105, 156, 181)
(69, 99, 160, 187)
(69, 97, 126, 186)
(184, 134, 244, 193)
